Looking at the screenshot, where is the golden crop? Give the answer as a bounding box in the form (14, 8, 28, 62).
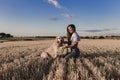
(0, 39, 120, 80)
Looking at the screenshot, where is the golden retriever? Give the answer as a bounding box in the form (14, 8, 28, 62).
(41, 36, 65, 59)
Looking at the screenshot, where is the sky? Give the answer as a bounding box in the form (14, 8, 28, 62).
(0, 0, 120, 37)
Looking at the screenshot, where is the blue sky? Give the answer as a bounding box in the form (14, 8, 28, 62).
(0, 0, 120, 36)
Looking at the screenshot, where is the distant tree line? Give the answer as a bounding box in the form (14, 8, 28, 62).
(35, 36, 66, 38)
(0, 32, 119, 40)
(81, 36, 120, 39)
(0, 33, 13, 38)
(35, 36, 56, 38)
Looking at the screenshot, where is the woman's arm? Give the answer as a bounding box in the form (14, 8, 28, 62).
(65, 41, 78, 48)
(63, 41, 68, 44)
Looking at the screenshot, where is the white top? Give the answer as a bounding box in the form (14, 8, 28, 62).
(70, 32, 80, 43)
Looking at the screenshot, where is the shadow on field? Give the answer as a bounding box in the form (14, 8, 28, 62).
(0, 58, 54, 80)
(1, 52, 120, 80)
(80, 51, 120, 59)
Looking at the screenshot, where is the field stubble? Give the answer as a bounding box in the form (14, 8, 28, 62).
(0, 39, 120, 80)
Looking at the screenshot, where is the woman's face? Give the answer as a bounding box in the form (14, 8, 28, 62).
(68, 26, 74, 33)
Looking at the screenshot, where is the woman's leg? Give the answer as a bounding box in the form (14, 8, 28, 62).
(65, 48, 80, 59)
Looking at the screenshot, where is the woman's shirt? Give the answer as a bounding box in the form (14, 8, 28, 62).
(70, 32, 80, 47)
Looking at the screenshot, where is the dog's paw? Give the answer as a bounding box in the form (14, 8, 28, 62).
(41, 52, 48, 58)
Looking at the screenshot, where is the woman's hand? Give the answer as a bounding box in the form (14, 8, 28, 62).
(62, 45, 69, 49)
(63, 41, 78, 49)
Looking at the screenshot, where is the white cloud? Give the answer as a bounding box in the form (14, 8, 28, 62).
(47, 0, 74, 19)
(48, 0, 61, 8)
(62, 13, 75, 19)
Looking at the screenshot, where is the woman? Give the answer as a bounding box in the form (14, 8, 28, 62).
(63, 24, 80, 59)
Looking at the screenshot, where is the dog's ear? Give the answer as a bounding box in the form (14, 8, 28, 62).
(61, 37, 64, 42)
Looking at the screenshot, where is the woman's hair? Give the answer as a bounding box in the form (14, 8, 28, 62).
(67, 24, 76, 41)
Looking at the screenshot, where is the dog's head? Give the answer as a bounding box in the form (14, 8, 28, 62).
(56, 36, 64, 47)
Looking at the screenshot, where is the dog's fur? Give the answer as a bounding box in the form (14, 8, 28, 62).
(41, 36, 65, 59)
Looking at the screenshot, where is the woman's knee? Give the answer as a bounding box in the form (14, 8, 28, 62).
(65, 53, 79, 59)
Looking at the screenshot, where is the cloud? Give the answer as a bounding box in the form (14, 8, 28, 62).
(49, 17, 60, 21)
(47, 0, 74, 19)
(48, 0, 61, 8)
(47, 0, 68, 10)
(62, 13, 75, 19)
(79, 29, 112, 33)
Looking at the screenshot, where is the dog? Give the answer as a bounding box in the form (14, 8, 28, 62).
(41, 36, 65, 59)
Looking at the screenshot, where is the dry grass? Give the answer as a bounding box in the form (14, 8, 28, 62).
(0, 39, 120, 80)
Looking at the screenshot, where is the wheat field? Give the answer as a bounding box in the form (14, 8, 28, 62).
(0, 39, 120, 80)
